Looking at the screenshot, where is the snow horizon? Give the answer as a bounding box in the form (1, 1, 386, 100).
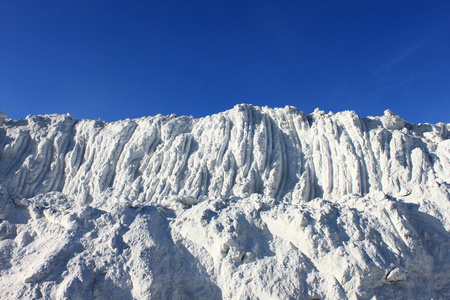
(1, 103, 447, 126)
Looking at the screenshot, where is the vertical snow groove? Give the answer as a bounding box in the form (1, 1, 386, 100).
(216, 116, 231, 167)
(275, 130, 288, 200)
(241, 105, 254, 181)
(0, 131, 31, 179)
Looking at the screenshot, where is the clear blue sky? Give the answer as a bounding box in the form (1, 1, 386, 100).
(1, 1, 449, 124)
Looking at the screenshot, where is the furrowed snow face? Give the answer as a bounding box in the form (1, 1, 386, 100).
(0, 105, 449, 299)
(0, 104, 448, 203)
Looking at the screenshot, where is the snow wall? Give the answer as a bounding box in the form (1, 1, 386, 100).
(0, 104, 449, 299)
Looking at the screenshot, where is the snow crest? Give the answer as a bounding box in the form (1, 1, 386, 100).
(0, 105, 449, 299)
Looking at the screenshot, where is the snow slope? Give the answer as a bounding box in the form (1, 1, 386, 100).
(0, 104, 449, 299)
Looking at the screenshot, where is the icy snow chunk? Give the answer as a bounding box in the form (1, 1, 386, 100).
(385, 267, 407, 283)
(384, 109, 394, 117)
(313, 107, 325, 116)
(381, 108, 404, 130)
(0, 220, 15, 240)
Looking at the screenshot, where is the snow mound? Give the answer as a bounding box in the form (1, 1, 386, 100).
(0, 105, 449, 299)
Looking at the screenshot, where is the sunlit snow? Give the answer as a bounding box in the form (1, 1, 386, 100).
(0, 105, 449, 299)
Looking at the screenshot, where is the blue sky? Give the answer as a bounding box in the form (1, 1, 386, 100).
(1, 0, 449, 124)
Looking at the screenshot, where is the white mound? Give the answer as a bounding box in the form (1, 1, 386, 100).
(0, 104, 449, 299)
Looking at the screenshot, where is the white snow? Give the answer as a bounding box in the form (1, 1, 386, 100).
(0, 104, 449, 299)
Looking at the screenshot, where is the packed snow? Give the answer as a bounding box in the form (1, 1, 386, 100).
(0, 104, 449, 299)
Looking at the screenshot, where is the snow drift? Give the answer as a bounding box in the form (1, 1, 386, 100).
(0, 104, 449, 299)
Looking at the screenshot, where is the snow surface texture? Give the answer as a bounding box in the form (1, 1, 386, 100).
(0, 104, 449, 299)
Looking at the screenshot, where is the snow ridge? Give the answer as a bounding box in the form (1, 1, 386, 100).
(1, 104, 448, 203)
(0, 104, 449, 299)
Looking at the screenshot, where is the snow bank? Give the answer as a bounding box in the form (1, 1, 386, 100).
(0, 105, 449, 299)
